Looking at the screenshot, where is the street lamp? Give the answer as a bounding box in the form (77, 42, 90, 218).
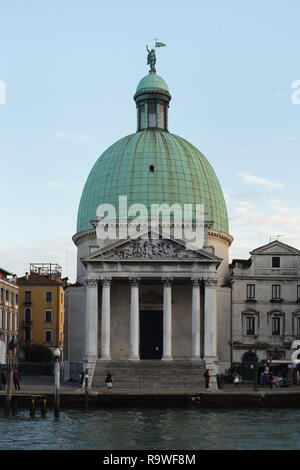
(54, 348, 61, 417)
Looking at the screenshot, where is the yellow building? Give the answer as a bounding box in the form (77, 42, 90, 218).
(17, 264, 67, 357)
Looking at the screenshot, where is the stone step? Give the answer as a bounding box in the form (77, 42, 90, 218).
(92, 359, 206, 393)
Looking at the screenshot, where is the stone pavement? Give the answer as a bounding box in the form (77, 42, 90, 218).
(0, 375, 83, 394)
(1, 375, 300, 395)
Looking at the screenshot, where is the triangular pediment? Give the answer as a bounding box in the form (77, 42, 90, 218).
(82, 229, 221, 264)
(250, 240, 300, 256)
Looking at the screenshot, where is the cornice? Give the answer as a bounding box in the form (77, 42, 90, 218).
(208, 230, 233, 246)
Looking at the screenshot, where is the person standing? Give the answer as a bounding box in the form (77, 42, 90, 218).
(268, 372, 274, 389)
(13, 369, 20, 391)
(204, 369, 210, 389)
(105, 371, 113, 390)
(1, 370, 7, 390)
(233, 372, 240, 388)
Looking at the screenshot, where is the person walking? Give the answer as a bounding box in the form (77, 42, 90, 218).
(268, 372, 274, 389)
(261, 372, 267, 388)
(204, 369, 210, 389)
(1, 370, 7, 390)
(105, 371, 113, 390)
(13, 369, 20, 391)
(233, 372, 240, 388)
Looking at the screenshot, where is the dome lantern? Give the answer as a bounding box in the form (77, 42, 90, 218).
(133, 47, 171, 132)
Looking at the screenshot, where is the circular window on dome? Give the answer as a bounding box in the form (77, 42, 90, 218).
(149, 165, 155, 172)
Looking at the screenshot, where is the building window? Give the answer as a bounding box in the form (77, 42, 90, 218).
(272, 316, 281, 336)
(16, 294, 18, 304)
(272, 257, 280, 268)
(61, 311, 63, 323)
(45, 310, 52, 323)
(25, 291, 31, 303)
(139, 103, 146, 130)
(297, 286, 300, 300)
(272, 285, 281, 299)
(25, 308, 31, 325)
(5, 290, 8, 301)
(246, 316, 255, 335)
(46, 291, 52, 303)
(45, 329, 52, 343)
(247, 284, 255, 299)
(2, 311, 5, 330)
(148, 102, 156, 127)
(296, 317, 300, 337)
(25, 327, 31, 342)
(61, 293, 63, 304)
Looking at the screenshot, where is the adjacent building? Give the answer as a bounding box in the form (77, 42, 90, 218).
(17, 264, 67, 357)
(0, 267, 19, 365)
(230, 240, 300, 378)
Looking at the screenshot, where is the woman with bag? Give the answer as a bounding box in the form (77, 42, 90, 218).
(105, 371, 113, 390)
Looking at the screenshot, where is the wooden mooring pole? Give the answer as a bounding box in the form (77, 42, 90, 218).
(85, 368, 89, 410)
(30, 398, 36, 417)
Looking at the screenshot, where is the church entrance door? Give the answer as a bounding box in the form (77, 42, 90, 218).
(140, 310, 163, 359)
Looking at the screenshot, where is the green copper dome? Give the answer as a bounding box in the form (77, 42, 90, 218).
(77, 129, 229, 234)
(135, 73, 170, 97)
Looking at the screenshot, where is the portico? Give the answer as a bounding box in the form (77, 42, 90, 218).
(81, 235, 221, 387)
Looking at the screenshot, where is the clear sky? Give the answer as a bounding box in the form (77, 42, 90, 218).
(1, 0, 300, 282)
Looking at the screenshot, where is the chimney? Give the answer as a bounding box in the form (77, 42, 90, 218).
(25, 272, 29, 281)
(39, 268, 42, 276)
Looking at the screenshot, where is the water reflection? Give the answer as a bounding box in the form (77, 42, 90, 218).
(0, 408, 299, 450)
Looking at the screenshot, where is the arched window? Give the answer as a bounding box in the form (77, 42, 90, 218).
(149, 165, 154, 172)
(25, 308, 31, 325)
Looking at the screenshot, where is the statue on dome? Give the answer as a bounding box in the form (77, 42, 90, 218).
(146, 45, 156, 73)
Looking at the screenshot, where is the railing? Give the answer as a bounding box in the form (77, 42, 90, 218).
(21, 321, 33, 327)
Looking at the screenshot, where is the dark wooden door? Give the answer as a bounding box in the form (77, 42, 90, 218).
(140, 310, 163, 359)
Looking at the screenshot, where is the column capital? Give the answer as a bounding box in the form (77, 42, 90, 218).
(100, 277, 111, 287)
(191, 278, 200, 287)
(204, 278, 218, 288)
(129, 277, 140, 287)
(85, 279, 98, 287)
(162, 277, 173, 287)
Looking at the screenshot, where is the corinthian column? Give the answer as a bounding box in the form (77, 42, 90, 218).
(204, 278, 218, 390)
(191, 279, 201, 360)
(84, 279, 99, 365)
(129, 278, 140, 360)
(100, 278, 111, 361)
(162, 278, 173, 361)
(204, 278, 218, 358)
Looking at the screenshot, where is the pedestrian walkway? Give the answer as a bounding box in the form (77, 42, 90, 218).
(0, 375, 82, 394)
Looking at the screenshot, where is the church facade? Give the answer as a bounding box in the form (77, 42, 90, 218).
(65, 50, 235, 390)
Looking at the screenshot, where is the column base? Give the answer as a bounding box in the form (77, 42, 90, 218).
(191, 356, 202, 361)
(162, 356, 173, 361)
(129, 356, 140, 361)
(99, 356, 111, 361)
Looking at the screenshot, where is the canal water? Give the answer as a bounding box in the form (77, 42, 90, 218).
(0, 408, 299, 450)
